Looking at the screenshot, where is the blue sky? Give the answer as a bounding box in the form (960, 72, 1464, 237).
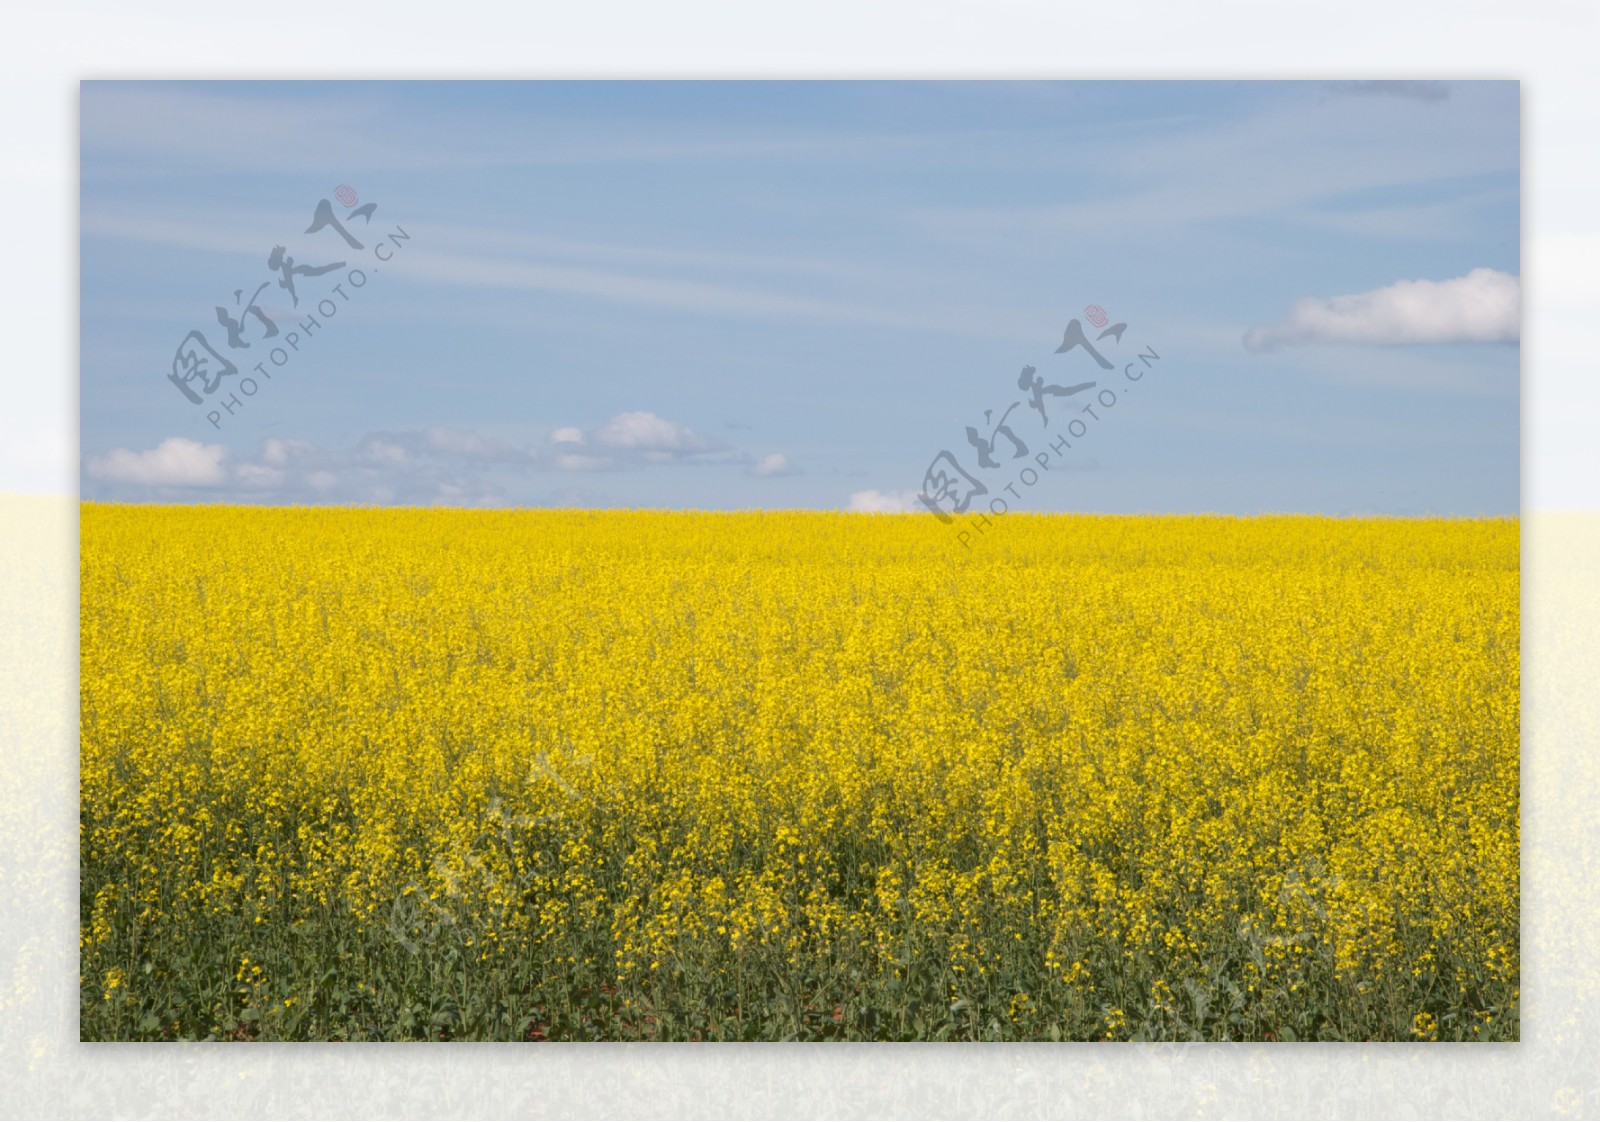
(79, 80, 1520, 514)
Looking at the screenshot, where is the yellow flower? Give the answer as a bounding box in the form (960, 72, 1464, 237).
(78, 505, 1520, 1041)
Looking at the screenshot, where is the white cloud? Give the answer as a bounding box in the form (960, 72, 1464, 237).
(85, 437, 228, 487)
(847, 488, 923, 513)
(592, 411, 713, 454)
(349, 427, 531, 466)
(547, 412, 773, 472)
(84, 414, 766, 500)
(747, 453, 797, 478)
(422, 425, 525, 462)
(1244, 268, 1520, 351)
(234, 463, 285, 489)
(361, 438, 410, 466)
(260, 437, 318, 467)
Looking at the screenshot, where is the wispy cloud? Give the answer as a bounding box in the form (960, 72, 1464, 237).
(83, 411, 792, 504)
(905, 90, 1513, 249)
(83, 431, 510, 506)
(81, 83, 941, 179)
(396, 425, 533, 464)
(80, 207, 279, 257)
(549, 411, 738, 470)
(398, 245, 1024, 336)
(1243, 268, 1520, 351)
(81, 198, 1032, 339)
(1322, 81, 1451, 103)
(1292, 188, 1517, 242)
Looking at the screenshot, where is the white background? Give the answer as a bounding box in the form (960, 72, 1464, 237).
(3, 1, 1597, 1117)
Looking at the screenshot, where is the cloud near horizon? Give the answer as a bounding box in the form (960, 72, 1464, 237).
(86, 437, 228, 487)
(1243, 268, 1519, 352)
(84, 413, 799, 504)
(549, 410, 735, 470)
(847, 489, 924, 513)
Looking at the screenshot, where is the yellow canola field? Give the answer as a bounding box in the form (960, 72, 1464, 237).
(80, 505, 1518, 1041)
